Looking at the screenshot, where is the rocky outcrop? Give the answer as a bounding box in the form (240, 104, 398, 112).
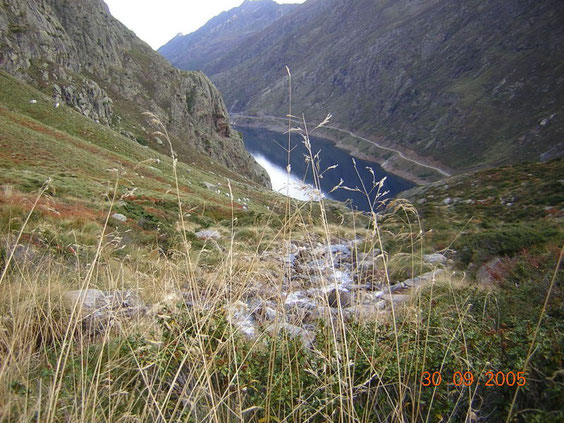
(62, 239, 449, 345)
(0, 0, 270, 187)
(222, 240, 447, 343)
(53, 80, 113, 124)
(63, 289, 146, 334)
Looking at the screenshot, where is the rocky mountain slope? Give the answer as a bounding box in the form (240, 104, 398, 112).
(159, 0, 298, 73)
(162, 0, 564, 174)
(0, 0, 269, 187)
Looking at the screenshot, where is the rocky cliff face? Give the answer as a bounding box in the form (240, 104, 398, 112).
(166, 0, 564, 173)
(159, 0, 298, 73)
(0, 0, 270, 187)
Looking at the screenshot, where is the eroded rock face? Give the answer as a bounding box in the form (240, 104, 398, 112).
(53, 81, 113, 125)
(0, 0, 270, 187)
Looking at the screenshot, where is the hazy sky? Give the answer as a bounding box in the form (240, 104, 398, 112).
(104, 0, 306, 50)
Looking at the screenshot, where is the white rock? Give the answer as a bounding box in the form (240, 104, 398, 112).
(64, 289, 105, 310)
(266, 322, 315, 349)
(423, 253, 447, 265)
(63, 289, 145, 331)
(227, 301, 256, 339)
(195, 230, 221, 240)
(111, 213, 127, 223)
(343, 302, 387, 321)
(400, 269, 445, 289)
(355, 290, 384, 305)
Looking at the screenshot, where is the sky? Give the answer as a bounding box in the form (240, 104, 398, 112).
(104, 0, 306, 50)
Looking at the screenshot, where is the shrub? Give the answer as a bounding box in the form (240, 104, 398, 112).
(455, 223, 560, 266)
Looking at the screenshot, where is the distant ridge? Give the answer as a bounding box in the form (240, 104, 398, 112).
(158, 0, 298, 73)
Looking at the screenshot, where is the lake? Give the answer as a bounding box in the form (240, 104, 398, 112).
(237, 126, 415, 212)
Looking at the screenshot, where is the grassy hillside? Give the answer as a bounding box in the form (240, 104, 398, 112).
(403, 159, 564, 262)
(0, 71, 563, 423)
(0, 71, 286, 257)
(0, 0, 269, 186)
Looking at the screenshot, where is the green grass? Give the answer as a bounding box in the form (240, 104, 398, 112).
(0, 70, 562, 423)
(0, 70, 305, 263)
(402, 159, 564, 262)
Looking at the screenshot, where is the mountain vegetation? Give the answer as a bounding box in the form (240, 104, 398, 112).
(162, 0, 564, 175)
(0, 0, 269, 186)
(0, 0, 562, 422)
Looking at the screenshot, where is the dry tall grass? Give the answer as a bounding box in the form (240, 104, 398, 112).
(0, 91, 561, 423)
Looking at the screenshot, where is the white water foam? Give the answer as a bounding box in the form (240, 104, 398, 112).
(252, 154, 329, 202)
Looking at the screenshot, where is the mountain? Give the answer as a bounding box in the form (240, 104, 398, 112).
(158, 0, 298, 74)
(2, 2, 564, 420)
(0, 0, 270, 187)
(162, 0, 564, 175)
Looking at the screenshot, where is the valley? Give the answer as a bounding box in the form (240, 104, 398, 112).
(162, 0, 564, 176)
(232, 113, 452, 184)
(0, 0, 562, 421)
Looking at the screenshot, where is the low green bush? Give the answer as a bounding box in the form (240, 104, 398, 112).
(455, 223, 560, 266)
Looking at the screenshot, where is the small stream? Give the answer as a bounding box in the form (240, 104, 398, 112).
(237, 126, 415, 211)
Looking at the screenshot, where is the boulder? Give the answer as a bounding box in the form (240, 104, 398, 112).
(355, 290, 384, 306)
(382, 294, 411, 306)
(64, 289, 143, 313)
(251, 302, 278, 323)
(226, 301, 257, 339)
(284, 291, 318, 323)
(476, 257, 504, 284)
(63, 289, 145, 333)
(423, 253, 447, 265)
(400, 269, 445, 289)
(2, 242, 36, 267)
(111, 213, 127, 223)
(342, 302, 387, 321)
(64, 289, 105, 310)
(327, 289, 352, 308)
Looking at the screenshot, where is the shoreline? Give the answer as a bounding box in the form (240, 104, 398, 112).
(230, 114, 453, 186)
